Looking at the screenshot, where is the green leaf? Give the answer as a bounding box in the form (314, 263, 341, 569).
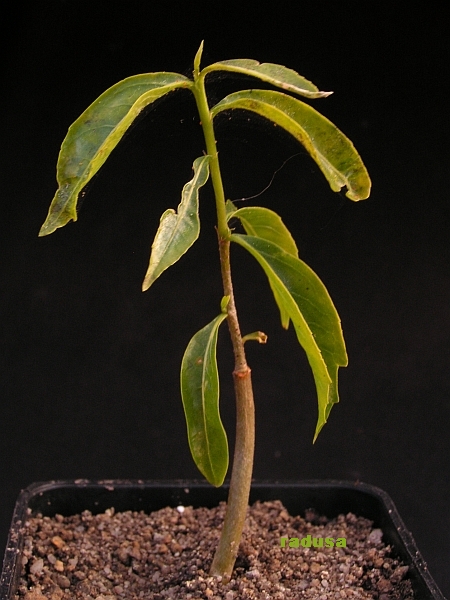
(229, 206, 298, 329)
(202, 60, 332, 99)
(212, 90, 371, 202)
(229, 206, 298, 257)
(180, 310, 228, 486)
(39, 73, 193, 236)
(231, 233, 347, 440)
(142, 156, 210, 291)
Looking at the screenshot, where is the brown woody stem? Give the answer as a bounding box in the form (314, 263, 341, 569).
(209, 237, 255, 580)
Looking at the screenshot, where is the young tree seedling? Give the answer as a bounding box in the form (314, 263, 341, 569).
(40, 42, 371, 581)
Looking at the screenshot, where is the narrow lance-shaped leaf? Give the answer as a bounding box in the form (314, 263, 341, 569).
(142, 156, 210, 291)
(181, 305, 229, 486)
(39, 73, 193, 236)
(202, 59, 332, 99)
(231, 233, 347, 440)
(228, 204, 298, 328)
(212, 90, 371, 201)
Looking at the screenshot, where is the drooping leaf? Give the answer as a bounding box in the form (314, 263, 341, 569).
(202, 59, 332, 99)
(231, 233, 347, 440)
(39, 73, 193, 236)
(229, 205, 298, 329)
(142, 156, 210, 291)
(180, 309, 228, 486)
(212, 90, 371, 202)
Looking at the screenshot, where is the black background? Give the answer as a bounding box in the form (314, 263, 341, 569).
(2, 2, 449, 596)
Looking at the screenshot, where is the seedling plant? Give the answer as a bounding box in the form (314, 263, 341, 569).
(40, 42, 371, 581)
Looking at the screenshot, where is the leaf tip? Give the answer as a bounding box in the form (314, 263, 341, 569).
(207, 473, 226, 487)
(38, 211, 76, 237)
(345, 174, 372, 202)
(321, 90, 334, 98)
(38, 183, 79, 237)
(38, 223, 54, 237)
(312, 421, 325, 444)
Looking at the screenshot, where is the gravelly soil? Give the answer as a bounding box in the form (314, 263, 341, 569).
(15, 500, 413, 599)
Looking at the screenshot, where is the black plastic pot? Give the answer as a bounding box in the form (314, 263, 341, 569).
(0, 479, 445, 599)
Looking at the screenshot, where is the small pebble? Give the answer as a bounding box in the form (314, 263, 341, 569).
(51, 535, 64, 549)
(55, 574, 71, 588)
(54, 559, 64, 572)
(392, 564, 409, 582)
(29, 558, 44, 575)
(310, 561, 322, 573)
(368, 528, 383, 544)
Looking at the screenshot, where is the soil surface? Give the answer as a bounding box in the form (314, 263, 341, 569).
(15, 500, 413, 599)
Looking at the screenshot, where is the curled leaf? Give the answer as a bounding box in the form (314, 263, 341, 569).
(40, 73, 193, 236)
(212, 90, 371, 201)
(142, 156, 210, 291)
(202, 59, 331, 99)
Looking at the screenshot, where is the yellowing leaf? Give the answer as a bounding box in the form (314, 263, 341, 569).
(203, 59, 332, 99)
(142, 156, 210, 291)
(230, 206, 298, 256)
(39, 73, 193, 236)
(212, 90, 371, 202)
(232, 233, 347, 440)
(229, 205, 298, 328)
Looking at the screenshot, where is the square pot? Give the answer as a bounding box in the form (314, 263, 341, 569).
(0, 480, 444, 599)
